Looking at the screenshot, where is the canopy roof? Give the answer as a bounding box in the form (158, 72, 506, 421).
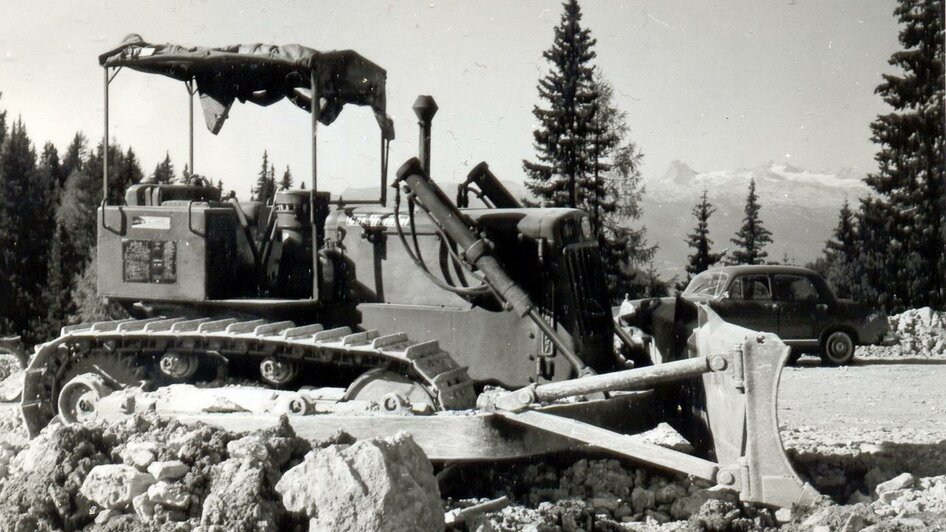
(100, 34, 394, 139)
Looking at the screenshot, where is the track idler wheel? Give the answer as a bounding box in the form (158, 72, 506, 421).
(57, 373, 114, 425)
(344, 369, 437, 414)
(159, 351, 199, 381)
(260, 357, 299, 387)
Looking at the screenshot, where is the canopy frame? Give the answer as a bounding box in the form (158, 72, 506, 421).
(100, 36, 394, 208)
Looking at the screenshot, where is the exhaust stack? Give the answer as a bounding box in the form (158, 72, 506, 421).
(412, 95, 438, 176)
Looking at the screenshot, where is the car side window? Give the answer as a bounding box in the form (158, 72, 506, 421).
(773, 275, 819, 302)
(730, 275, 771, 300)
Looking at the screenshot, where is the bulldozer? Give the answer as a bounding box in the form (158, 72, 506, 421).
(16, 35, 818, 509)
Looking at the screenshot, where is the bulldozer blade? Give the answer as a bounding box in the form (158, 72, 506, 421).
(492, 305, 818, 509)
(685, 304, 819, 507)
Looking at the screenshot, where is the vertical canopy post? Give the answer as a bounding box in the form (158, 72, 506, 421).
(187, 80, 195, 175)
(103, 67, 109, 204)
(310, 67, 320, 300)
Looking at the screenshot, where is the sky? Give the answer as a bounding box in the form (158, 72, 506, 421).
(0, 0, 902, 197)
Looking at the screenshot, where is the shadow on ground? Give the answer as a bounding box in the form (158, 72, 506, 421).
(789, 440, 946, 503)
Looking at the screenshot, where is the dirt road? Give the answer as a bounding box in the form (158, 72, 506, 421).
(779, 357, 946, 448)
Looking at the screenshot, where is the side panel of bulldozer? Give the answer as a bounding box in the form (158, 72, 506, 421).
(359, 303, 554, 388)
(98, 204, 243, 301)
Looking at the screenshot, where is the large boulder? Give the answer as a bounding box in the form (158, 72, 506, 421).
(276, 432, 443, 532)
(80, 464, 155, 510)
(200, 456, 280, 532)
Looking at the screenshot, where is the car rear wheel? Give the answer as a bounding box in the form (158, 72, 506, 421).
(821, 331, 855, 366)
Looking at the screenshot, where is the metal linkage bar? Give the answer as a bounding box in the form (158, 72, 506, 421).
(495, 354, 728, 412)
(497, 410, 721, 482)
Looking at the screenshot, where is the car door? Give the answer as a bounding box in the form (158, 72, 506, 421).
(712, 273, 778, 334)
(772, 274, 818, 340)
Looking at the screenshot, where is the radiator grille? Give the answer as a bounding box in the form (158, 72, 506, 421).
(563, 244, 611, 338)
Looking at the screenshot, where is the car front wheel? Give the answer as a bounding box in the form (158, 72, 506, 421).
(821, 331, 855, 366)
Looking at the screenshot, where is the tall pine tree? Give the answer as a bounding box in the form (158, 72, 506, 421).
(253, 151, 276, 203)
(729, 178, 773, 265)
(685, 190, 724, 281)
(0, 93, 6, 148)
(0, 119, 55, 341)
(279, 166, 294, 191)
(592, 75, 654, 300)
(822, 200, 858, 298)
(523, 0, 598, 210)
(151, 152, 175, 184)
(861, 0, 945, 311)
(524, 0, 656, 301)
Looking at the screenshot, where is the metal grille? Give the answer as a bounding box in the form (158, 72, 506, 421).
(563, 244, 610, 338)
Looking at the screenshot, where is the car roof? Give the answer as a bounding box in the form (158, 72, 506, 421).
(702, 264, 819, 277)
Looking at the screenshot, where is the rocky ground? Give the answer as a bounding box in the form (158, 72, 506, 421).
(0, 307, 941, 531)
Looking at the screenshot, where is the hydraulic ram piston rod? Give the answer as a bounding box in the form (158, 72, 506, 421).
(496, 354, 728, 412)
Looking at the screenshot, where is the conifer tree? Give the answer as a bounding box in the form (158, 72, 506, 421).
(822, 200, 858, 298)
(729, 178, 772, 265)
(61, 133, 86, 179)
(0, 93, 6, 148)
(685, 190, 724, 281)
(861, 0, 945, 310)
(524, 0, 657, 301)
(113, 147, 143, 203)
(253, 151, 276, 203)
(523, 0, 598, 209)
(151, 152, 175, 184)
(40, 142, 62, 192)
(0, 119, 54, 341)
(279, 166, 294, 191)
(592, 76, 654, 300)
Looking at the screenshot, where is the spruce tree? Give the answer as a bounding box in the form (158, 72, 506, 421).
(522, 0, 598, 209)
(862, 0, 945, 310)
(40, 142, 62, 192)
(279, 166, 294, 191)
(685, 190, 724, 281)
(523, 0, 657, 301)
(822, 200, 858, 298)
(151, 152, 175, 184)
(61, 133, 86, 180)
(0, 119, 54, 341)
(592, 76, 654, 300)
(729, 178, 772, 265)
(0, 93, 6, 148)
(253, 151, 276, 203)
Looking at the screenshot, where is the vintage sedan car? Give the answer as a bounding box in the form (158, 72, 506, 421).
(623, 265, 895, 366)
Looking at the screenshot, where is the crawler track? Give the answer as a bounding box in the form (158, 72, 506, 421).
(21, 317, 477, 437)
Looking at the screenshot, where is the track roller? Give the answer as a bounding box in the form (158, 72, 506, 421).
(57, 373, 114, 425)
(260, 357, 299, 386)
(159, 351, 199, 381)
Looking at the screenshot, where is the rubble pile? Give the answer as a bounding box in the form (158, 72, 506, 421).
(779, 473, 946, 531)
(785, 433, 946, 503)
(858, 307, 946, 358)
(0, 411, 447, 532)
(444, 457, 776, 531)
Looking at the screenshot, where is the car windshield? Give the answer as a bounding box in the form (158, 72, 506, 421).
(682, 271, 730, 298)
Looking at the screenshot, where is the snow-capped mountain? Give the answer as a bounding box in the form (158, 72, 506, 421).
(650, 160, 868, 209)
(643, 161, 872, 282)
